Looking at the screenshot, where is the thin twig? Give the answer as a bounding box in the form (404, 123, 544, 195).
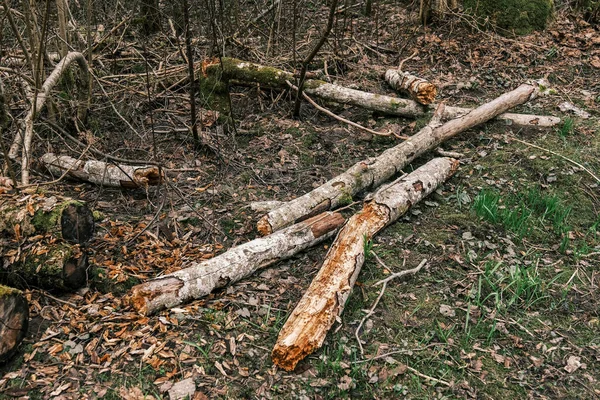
(512, 137, 600, 184)
(374, 258, 428, 287)
(398, 50, 418, 71)
(405, 364, 453, 387)
(286, 80, 407, 139)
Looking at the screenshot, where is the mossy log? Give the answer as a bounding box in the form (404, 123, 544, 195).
(258, 81, 550, 235)
(0, 285, 28, 362)
(129, 212, 346, 315)
(463, 0, 554, 35)
(272, 158, 459, 371)
(40, 153, 163, 188)
(203, 58, 560, 129)
(1, 241, 88, 291)
(0, 194, 94, 244)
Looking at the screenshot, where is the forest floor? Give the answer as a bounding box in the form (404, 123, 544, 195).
(1, 3, 600, 400)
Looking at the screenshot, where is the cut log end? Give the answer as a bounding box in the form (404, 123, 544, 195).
(256, 216, 273, 236)
(63, 253, 89, 289)
(61, 203, 95, 244)
(272, 343, 318, 371)
(0, 285, 29, 362)
(415, 84, 437, 105)
(129, 276, 185, 316)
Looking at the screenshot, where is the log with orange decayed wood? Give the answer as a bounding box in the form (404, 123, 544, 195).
(0, 285, 28, 362)
(271, 157, 459, 371)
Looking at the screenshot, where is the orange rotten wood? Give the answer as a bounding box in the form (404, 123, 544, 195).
(271, 157, 459, 371)
(129, 212, 345, 315)
(384, 69, 437, 105)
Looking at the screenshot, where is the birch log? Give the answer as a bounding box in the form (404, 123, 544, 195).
(384, 69, 437, 105)
(203, 58, 560, 128)
(129, 212, 346, 315)
(0, 285, 28, 362)
(8, 52, 90, 185)
(40, 153, 163, 188)
(272, 157, 459, 371)
(258, 81, 548, 235)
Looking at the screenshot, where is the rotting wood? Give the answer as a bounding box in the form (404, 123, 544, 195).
(203, 57, 560, 129)
(257, 81, 551, 235)
(40, 153, 163, 188)
(0, 285, 28, 363)
(129, 212, 346, 315)
(271, 157, 459, 371)
(0, 193, 95, 244)
(384, 69, 437, 105)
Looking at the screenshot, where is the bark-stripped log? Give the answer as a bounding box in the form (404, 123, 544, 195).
(40, 153, 163, 188)
(0, 285, 28, 362)
(1, 241, 88, 291)
(384, 69, 437, 105)
(8, 52, 90, 185)
(203, 58, 560, 128)
(272, 157, 459, 371)
(0, 194, 95, 244)
(257, 82, 548, 235)
(129, 212, 346, 315)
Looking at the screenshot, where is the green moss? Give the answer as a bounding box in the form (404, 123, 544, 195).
(92, 210, 106, 221)
(31, 200, 84, 235)
(217, 58, 293, 87)
(463, 0, 554, 35)
(0, 284, 20, 297)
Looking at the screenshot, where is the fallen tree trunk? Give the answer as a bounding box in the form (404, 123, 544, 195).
(129, 212, 346, 315)
(0, 194, 95, 244)
(1, 241, 89, 291)
(40, 153, 163, 188)
(384, 69, 437, 105)
(203, 58, 560, 128)
(272, 157, 459, 371)
(0, 285, 28, 362)
(257, 81, 549, 235)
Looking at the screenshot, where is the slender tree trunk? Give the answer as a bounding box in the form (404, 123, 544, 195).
(140, 0, 161, 35)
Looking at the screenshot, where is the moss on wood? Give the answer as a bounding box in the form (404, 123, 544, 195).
(463, 0, 554, 35)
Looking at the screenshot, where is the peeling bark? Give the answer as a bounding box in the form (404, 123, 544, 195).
(40, 153, 163, 188)
(258, 82, 549, 235)
(129, 212, 346, 315)
(0, 193, 95, 244)
(272, 157, 459, 371)
(204, 58, 559, 129)
(0, 285, 28, 362)
(384, 69, 437, 105)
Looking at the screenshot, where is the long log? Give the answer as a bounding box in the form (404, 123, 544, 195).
(203, 58, 560, 128)
(0, 193, 95, 244)
(0, 285, 28, 362)
(257, 81, 548, 235)
(272, 157, 459, 371)
(40, 153, 163, 188)
(384, 69, 437, 105)
(1, 241, 89, 291)
(129, 212, 346, 315)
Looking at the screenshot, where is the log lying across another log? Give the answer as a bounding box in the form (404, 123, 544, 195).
(203, 58, 560, 128)
(0, 194, 95, 244)
(40, 153, 163, 188)
(384, 69, 437, 105)
(272, 157, 459, 371)
(129, 212, 346, 315)
(257, 81, 549, 235)
(0, 285, 28, 362)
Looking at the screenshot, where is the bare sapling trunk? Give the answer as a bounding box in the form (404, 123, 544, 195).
(40, 153, 163, 188)
(271, 157, 459, 371)
(384, 69, 437, 105)
(204, 58, 560, 129)
(0, 285, 28, 362)
(129, 212, 346, 315)
(8, 52, 90, 185)
(258, 82, 550, 235)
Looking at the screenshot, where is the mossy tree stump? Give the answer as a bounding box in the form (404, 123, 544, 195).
(0, 285, 28, 362)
